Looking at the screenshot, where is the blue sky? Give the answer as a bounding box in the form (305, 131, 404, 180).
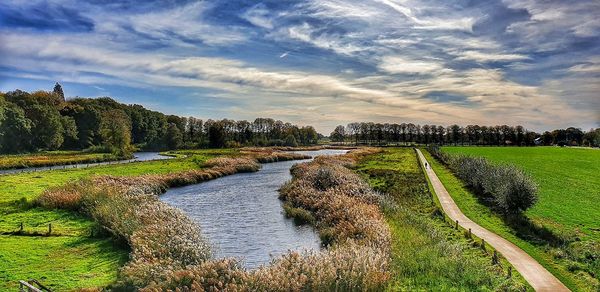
(1, 0, 598, 133)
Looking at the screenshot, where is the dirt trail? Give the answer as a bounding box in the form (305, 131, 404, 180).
(415, 149, 569, 292)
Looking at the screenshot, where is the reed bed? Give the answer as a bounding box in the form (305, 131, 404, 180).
(37, 148, 391, 290)
(0, 151, 126, 170)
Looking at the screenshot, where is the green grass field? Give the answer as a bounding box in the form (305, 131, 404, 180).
(356, 148, 527, 290)
(442, 146, 600, 240)
(425, 146, 600, 291)
(0, 149, 237, 290)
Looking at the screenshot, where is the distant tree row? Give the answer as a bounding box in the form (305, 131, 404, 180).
(0, 84, 319, 154)
(330, 122, 600, 147)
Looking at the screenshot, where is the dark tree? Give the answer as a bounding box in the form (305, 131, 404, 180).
(165, 123, 183, 150)
(53, 82, 65, 102)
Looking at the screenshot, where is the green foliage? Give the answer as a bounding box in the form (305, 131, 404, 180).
(165, 122, 183, 150)
(100, 109, 133, 156)
(0, 100, 32, 153)
(0, 149, 237, 290)
(284, 134, 298, 147)
(1, 86, 321, 155)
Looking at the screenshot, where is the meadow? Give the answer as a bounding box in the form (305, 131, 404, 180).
(442, 146, 600, 240)
(355, 148, 527, 290)
(0, 149, 237, 290)
(425, 147, 600, 291)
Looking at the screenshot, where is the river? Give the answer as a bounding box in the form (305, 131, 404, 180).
(160, 149, 349, 269)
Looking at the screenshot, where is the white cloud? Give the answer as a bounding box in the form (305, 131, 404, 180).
(241, 5, 274, 29)
(454, 50, 530, 62)
(378, 56, 444, 74)
(374, 0, 476, 32)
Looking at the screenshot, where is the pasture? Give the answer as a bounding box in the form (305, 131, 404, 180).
(443, 146, 600, 240)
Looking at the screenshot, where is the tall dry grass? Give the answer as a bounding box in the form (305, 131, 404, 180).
(37, 148, 391, 290)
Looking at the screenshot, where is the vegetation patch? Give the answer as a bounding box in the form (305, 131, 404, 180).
(355, 148, 527, 291)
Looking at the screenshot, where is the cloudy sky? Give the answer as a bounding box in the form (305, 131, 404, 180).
(1, 0, 598, 133)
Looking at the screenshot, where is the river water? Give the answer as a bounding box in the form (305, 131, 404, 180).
(160, 149, 349, 269)
(0, 152, 172, 175)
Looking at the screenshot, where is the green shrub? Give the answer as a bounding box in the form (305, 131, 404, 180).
(429, 146, 538, 214)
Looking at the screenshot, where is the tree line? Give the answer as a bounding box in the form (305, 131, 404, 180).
(330, 122, 600, 147)
(0, 84, 319, 155)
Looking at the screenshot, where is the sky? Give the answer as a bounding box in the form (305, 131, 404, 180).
(0, 0, 599, 134)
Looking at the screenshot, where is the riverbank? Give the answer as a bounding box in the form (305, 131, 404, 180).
(0, 151, 129, 170)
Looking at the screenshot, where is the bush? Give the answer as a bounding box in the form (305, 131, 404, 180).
(428, 146, 538, 215)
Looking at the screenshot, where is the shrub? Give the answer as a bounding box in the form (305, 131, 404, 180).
(428, 146, 538, 215)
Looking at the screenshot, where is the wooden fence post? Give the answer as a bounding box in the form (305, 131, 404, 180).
(468, 228, 472, 239)
(48, 223, 52, 235)
(19, 222, 24, 233)
(492, 250, 499, 265)
(507, 266, 512, 278)
(481, 238, 486, 251)
(455, 220, 458, 229)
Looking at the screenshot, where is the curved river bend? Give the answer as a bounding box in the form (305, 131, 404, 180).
(160, 149, 348, 269)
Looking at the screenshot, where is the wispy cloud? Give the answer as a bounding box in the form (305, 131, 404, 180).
(0, 0, 598, 132)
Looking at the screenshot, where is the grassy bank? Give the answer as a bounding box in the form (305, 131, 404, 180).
(355, 148, 527, 290)
(424, 148, 599, 291)
(0, 149, 238, 290)
(0, 150, 127, 170)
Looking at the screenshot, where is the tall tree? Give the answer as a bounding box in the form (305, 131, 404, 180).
(165, 123, 183, 150)
(0, 100, 32, 153)
(100, 109, 132, 156)
(330, 125, 346, 142)
(53, 82, 65, 102)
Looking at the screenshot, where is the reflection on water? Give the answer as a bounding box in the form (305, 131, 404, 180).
(160, 149, 348, 269)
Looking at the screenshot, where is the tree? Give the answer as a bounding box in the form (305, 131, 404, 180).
(330, 125, 346, 142)
(0, 100, 32, 153)
(100, 109, 132, 156)
(53, 82, 65, 102)
(29, 105, 64, 150)
(165, 123, 183, 150)
(284, 134, 298, 147)
(207, 121, 226, 148)
(61, 116, 79, 148)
